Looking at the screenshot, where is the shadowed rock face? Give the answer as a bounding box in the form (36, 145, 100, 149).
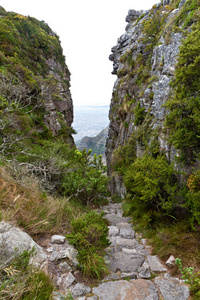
(106, 2, 184, 195)
(42, 58, 74, 141)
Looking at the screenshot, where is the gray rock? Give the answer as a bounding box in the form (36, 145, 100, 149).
(166, 255, 176, 268)
(126, 10, 145, 23)
(108, 252, 145, 273)
(115, 236, 139, 249)
(0, 222, 47, 269)
(120, 272, 137, 279)
(147, 255, 167, 273)
(108, 225, 119, 237)
(117, 222, 135, 239)
(155, 276, 190, 300)
(51, 235, 66, 244)
(71, 283, 91, 298)
(179, 0, 187, 7)
(93, 279, 158, 300)
(163, 0, 171, 5)
(58, 261, 72, 273)
(87, 296, 98, 300)
(46, 246, 54, 253)
(138, 262, 151, 279)
(50, 250, 58, 262)
(102, 272, 120, 282)
(57, 248, 79, 268)
(64, 272, 77, 289)
(105, 214, 131, 226)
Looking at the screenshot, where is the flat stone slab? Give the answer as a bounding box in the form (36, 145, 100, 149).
(117, 222, 135, 239)
(147, 255, 167, 272)
(105, 214, 132, 225)
(155, 276, 190, 300)
(108, 226, 119, 237)
(108, 252, 145, 273)
(93, 279, 158, 300)
(71, 283, 91, 298)
(63, 272, 77, 289)
(115, 236, 139, 249)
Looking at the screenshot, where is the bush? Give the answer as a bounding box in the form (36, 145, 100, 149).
(67, 210, 110, 278)
(133, 102, 146, 126)
(176, 258, 200, 298)
(62, 150, 109, 205)
(186, 168, 200, 228)
(124, 154, 184, 224)
(164, 21, 200, 162)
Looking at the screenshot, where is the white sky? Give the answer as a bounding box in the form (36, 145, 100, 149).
(1, 0, 159, 106)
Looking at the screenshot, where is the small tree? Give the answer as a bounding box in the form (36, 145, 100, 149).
(62, 149, 108, 205)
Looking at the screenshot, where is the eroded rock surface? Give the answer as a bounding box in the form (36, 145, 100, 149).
(0, 221, 47, 270)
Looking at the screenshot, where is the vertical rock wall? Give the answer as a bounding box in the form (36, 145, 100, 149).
(106, 0, 188, 195)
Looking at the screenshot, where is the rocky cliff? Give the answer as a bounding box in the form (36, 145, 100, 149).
(0, 6, 74, 145)
(106, 0, 199, 196)
(0, 6, 75, 191)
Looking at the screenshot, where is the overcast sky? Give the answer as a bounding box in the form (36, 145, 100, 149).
(1, 0, 159, 106)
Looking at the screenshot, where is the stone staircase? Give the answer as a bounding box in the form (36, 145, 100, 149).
(52, 201, 190, 300)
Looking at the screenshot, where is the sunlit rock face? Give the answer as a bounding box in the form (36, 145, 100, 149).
(106, 1, 184, 195)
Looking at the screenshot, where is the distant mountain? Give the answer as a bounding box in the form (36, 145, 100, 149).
(72, 105, 109, 142)
(76, 127, 108, 157)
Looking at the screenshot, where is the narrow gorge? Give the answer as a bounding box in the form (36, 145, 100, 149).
(0, 0, 200, 299)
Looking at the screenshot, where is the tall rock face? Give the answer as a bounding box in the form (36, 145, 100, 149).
(0, 7, 74, 145)
(106, 0, 200, 196)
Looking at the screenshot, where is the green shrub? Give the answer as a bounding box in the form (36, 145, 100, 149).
(62, 150, 108, 205)
(67, 210, 110, 278)
(124, 154, 184, 224)
(186, 168, 200, 228)
(176, 258, 200, 298)
(133, 102, 147, 125)
(165, 21, 200, 162)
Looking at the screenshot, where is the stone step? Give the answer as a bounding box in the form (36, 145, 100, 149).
(92, 279, 159, 300)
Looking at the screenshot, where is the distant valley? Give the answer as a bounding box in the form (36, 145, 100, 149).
(72, 105, 109, 142)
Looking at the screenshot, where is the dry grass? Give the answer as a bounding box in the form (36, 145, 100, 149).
(145, 221, 200, 275)
(0, 167, 82, 237)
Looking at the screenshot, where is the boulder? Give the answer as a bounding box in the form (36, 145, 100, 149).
(0, 222, 47, 269)
(155, 276, 190, 300)
(108, 251, 145, 273)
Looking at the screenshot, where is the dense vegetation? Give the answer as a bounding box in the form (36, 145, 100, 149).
(112, 0, 200, 227)
(0, 6, 110, 299)
(110, 1, 200, 297)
